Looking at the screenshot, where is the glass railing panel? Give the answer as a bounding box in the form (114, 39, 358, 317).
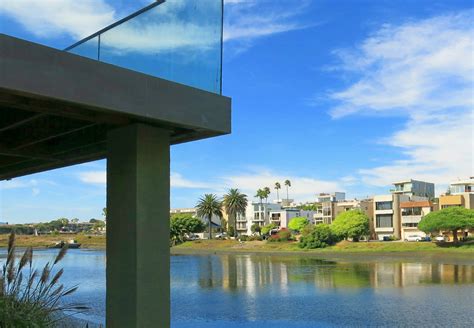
(66, 0, 223, 94)
(67, 36, 99, 60)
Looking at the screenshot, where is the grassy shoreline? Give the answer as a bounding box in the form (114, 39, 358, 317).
(0, 234, 106, 249)
(171, 239, 474, 257)
(2, 234, 472, 257)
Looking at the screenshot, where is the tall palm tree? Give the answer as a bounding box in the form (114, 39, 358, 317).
(274, 182, 281, 201)
(196, 194, 223, 240)
(255, 189, 265, 206)
(255, 189, 266, 223)
(263, 187, 271, 204)
(223, 188, 248, 238)
(284, 180, 291, 201)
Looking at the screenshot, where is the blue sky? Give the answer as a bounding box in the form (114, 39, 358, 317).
(0, 0, 472, 223)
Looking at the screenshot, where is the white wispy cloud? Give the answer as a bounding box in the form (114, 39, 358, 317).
(79, 171, 106, 185)
(78, 171, 218, 189)
(1, 0, 309, 56)
(329, 11, 474, 188)
(221, 168, 344, 203)
(224, 0, 310, 43)
(0, 0, 115, 39)
(78, 167, 349, 203)
(0, 178, 49, 196)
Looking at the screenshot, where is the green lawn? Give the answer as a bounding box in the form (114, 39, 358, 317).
(173, 239, 474, 254)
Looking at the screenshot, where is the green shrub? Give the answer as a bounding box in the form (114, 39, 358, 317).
(288, 217, 309, 233)
(261, 223, 277, 236)
(239, 235, 249, 241)
(250, 224, 261, 235)
(228, 226, 235, 238)
(249, 235, 263, 241)
(299, 224, 337, 249)
(301, 224, 315, 237)
(268, 229, 293, 242)
(0, 232, 87, 327)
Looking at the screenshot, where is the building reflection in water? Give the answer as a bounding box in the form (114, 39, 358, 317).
(196, 255, 473, 292)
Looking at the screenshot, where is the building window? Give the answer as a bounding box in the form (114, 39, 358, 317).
(376, 201, 392, 210)
(402, 223, 418, 227)
(271, 213, 281, 221)
(441, 205, 461, 209)
(401, 207, 422, 216)
(376, 214, 393, 228)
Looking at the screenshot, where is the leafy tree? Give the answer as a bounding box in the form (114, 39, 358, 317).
(299, 224, 337, 249)
(288, 217, 309, 233)
(274, 182, 281, 201)
(261, 223, 277, 236)
(418, 207, 474, 242)
(251, 223, 261, 235)
(170, 214, 205, 245)
(331, 210, 369, 241)
(223, 188, 248, 238)
(196, 194, 222, 240)
(92, 220, 106, 231)
(48, 218, 69, 231)
(284, 180, 291, 201)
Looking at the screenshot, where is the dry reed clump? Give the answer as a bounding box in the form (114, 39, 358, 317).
(0, 232, 88, 327)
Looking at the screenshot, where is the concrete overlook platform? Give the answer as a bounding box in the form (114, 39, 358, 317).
(0, 34, 231, 180)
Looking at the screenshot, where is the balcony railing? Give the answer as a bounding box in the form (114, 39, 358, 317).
(66, 0, 223, 94)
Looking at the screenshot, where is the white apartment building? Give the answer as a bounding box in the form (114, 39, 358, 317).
(240, 202, 316, 235)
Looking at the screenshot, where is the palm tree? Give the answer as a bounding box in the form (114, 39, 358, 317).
(263, 187, 271, 204)
(255, 189, 266, 223)
(284, 179, 291, 201)
(196, 194, 223, 240)
(223, 189, 248, 238)
(274, 182, 281, 201)
(255, 189, 265, 206)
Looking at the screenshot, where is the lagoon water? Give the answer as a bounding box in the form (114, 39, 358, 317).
(3, 249, 474, 327)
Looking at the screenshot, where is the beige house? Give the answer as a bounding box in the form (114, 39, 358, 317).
(399, 200, 436, 240)
(439, 178, 474, 210)
(313, 192, 345, 224)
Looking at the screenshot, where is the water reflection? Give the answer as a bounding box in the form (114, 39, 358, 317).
(189, 255, 474, 292)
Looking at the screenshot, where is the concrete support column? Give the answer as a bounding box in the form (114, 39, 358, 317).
(106, 124, 170, 327)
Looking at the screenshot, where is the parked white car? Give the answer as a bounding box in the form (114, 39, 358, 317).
(215, 232, 227, 240)
(405, 235, 423, 242)
(435, 235, 448, 242)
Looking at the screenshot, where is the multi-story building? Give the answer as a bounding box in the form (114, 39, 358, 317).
(313, 192, 345, 224)
(391, 179, 435, 198)
(242, 202, 316, 235)
(373, 194, 409, 240)
(373, 179, 434, 240)
(400, 200, 436, 240)
(439, 178, 474, 209)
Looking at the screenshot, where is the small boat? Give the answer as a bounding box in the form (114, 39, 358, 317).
(51, 239, 81, 249)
